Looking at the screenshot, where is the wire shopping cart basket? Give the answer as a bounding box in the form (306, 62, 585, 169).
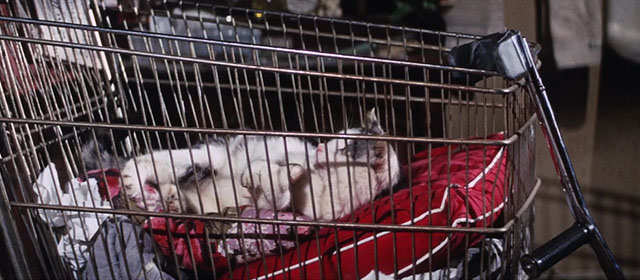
(0, 1, 623, 279)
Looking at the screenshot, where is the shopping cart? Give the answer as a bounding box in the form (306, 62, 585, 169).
(0, 1, 623, 279)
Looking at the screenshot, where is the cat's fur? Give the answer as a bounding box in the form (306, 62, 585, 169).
(80, 127, 129, 171)
(118, 135, 313, 214)
(85, 109, 400, 220)
(246, 109, 400, 220)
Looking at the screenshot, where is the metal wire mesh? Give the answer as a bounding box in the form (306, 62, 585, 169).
(0, 1, 538, 279)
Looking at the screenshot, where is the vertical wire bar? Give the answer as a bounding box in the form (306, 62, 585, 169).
(99, 7, 184, 279)
(310, 17, 326, 134)
(0, 19, 52, 279)
(420, 32, 435, 280)
(334, 19, 361, 279)
(188, 3, 208, 133)
(507, 92, 518, 277)
(161, 135, 199, 280)
(294, 15, 311, 134)
(61, 14, 152, 279)
(0, 36, 111, 279)
(253, 136, 282, 278)
(285, 14, 309, 278)
(203, 6, 230, 131)
(147, 6, 182, 149)
(0, 30, 72, 278)
(304, 15, 343, 275)
(265, 136, 294, 279)
(179, 6, 222, 276)
(243, 9, 263, 130)
(442, 33, 454, 274)
(128, 8, 166, 150)
(461, 66, 471, 279)
(398, 27, 418, 279)
(315, 16, 354, 279)
(464, 142, 471, 279)
(231, 10, 259, 130)
(0, 127, 56, 278)
(58, 46, 135, 280)
(69, 58, 141, 280)
(478, 76, 490, 280)
(380, 25, 399, 278)
(225, 137, 253, 276)
(256, 10, 276, 131)
(195, 6, 219, 130)
(112, 6, 183, 278)
(200, 137, 236, 276)
(288, 19, 327, 274)
(227, 11, 247, 129)
(171, 2, 202, 133)
(361, 23, 383, 279)
(212, 9, 243, 129)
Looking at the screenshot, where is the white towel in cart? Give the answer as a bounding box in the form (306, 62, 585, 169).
(550, 0, 603, 69)
(32, 163, 112, 275)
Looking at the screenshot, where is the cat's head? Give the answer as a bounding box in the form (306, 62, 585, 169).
(314, 109, 400, 189)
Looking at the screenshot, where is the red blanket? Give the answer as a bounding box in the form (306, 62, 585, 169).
(224, 133, 507, 279)
(83, 133, 507, 279)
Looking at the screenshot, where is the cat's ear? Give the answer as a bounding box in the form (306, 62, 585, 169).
(365, 108, 383, 135)
(288, 164, 305, 183)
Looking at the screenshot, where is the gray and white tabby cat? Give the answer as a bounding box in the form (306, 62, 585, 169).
(100, 109, 399, 221)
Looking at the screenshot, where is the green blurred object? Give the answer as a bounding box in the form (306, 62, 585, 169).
(390, 0, 439, 24)
(389, 0, 444, 35)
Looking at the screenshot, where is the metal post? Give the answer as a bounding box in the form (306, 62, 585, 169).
(517, 37, 625, 279)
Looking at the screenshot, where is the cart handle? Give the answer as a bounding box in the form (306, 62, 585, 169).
(521, 223, 590, 278)
(448, 30, 625, 279)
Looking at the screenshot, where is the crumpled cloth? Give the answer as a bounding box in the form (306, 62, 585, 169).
(220, 207, 313, 264)
(444, 0, 504, 45)
(83, 217, 175, 280)
(146, 217, 230, 274)
(550, 0, 602, 69)
(146, 207, 313, 274)
(32, 163, 112, 273)
(81, 168, 166, 212)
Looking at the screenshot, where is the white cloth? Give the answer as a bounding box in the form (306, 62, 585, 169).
(550, 0, 603, 69)
(443, 0, 505, 47)
(32, 163, 112, 273)
(606, 0, 640, 63)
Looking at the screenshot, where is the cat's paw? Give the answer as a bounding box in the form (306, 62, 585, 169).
(240, 162, 305, 211)
(120, 159, 146, 198)
(158, 183, 185, 213)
